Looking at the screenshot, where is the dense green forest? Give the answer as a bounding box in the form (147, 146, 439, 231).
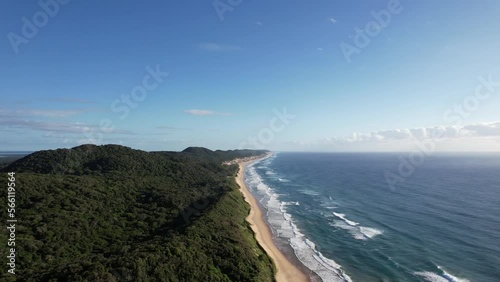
(0, 145, 274, 281)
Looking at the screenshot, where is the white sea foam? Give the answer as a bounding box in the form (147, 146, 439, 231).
(415, 266, 470, 282)
(332, 212, 359, 227)
(245, 162, 352, 282)
(359, 226, 383, 239)
(414, 272, 450, 282)
(320, 197, 339, 211)
(299, 189, 321, 196)
(331, 212, 383, 240)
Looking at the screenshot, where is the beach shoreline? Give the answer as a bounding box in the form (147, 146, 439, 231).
(235, 154, 310, 282)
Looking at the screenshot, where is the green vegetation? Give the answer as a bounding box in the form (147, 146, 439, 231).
(0, 145, 273, 281)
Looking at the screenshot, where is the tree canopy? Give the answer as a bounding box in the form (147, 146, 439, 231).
(0, 145, 274, 281)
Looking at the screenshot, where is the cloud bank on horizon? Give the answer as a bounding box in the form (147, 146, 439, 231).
(325, 121, 500, 143)
(291, 121, 500, 152)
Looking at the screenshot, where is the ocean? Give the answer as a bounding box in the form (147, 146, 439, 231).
(244, 152, 500, 282)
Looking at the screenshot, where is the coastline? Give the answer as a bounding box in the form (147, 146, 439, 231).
(235, 154, 310, 282)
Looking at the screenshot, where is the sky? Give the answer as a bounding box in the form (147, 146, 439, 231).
(1, 0, 500, 152)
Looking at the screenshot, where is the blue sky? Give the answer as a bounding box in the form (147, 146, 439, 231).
(1, 0, 500, 151)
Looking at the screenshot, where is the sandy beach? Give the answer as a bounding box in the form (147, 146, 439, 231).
(236, 156, 310, 282)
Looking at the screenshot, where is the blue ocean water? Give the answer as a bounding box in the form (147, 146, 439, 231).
(245, 153, 500, 282)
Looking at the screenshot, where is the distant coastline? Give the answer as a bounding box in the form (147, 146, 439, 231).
(235, 153, 310, 282)
(0, 152, 30, 166)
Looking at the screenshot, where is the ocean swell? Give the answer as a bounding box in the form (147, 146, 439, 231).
(415, 265, 471, 282)
(331, 212, 383, 240)
(246, 160, 352, 282)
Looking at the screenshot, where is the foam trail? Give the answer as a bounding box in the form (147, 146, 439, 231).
(331, 212, 383, 240)
(321, 197, 338, 210)
(246, 162, 352, 282)
(415, 265, 470, 282)
(438, 266, 471, 282)
(299, 189, 321, 196)
(359, 227, 383, 239)
(333, 212, 359, 226)
(414, 272, 450, 282)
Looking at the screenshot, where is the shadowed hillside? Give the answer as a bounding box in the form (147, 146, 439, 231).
(0, 145, 273, 282)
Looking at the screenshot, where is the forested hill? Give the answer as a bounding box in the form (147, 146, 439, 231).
(0, 145, 274, 281)
(180, 146, 268, 162)
(4, 144, 268, 175)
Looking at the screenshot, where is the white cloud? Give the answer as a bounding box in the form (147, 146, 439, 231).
(0, 118, 133, 135)
(329, 18, 337, 24)
(184, 109, 232, 116)
(48, 97, 95, 104)
(311, 121, 500, 146)
(253, 21, 263, 26)
(0, 108, 84, 117)
(26, 109, 83, 117)
(198, 42, 242, 52)
(155, 126, 190, 131)
(463, 122, 500, 136)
